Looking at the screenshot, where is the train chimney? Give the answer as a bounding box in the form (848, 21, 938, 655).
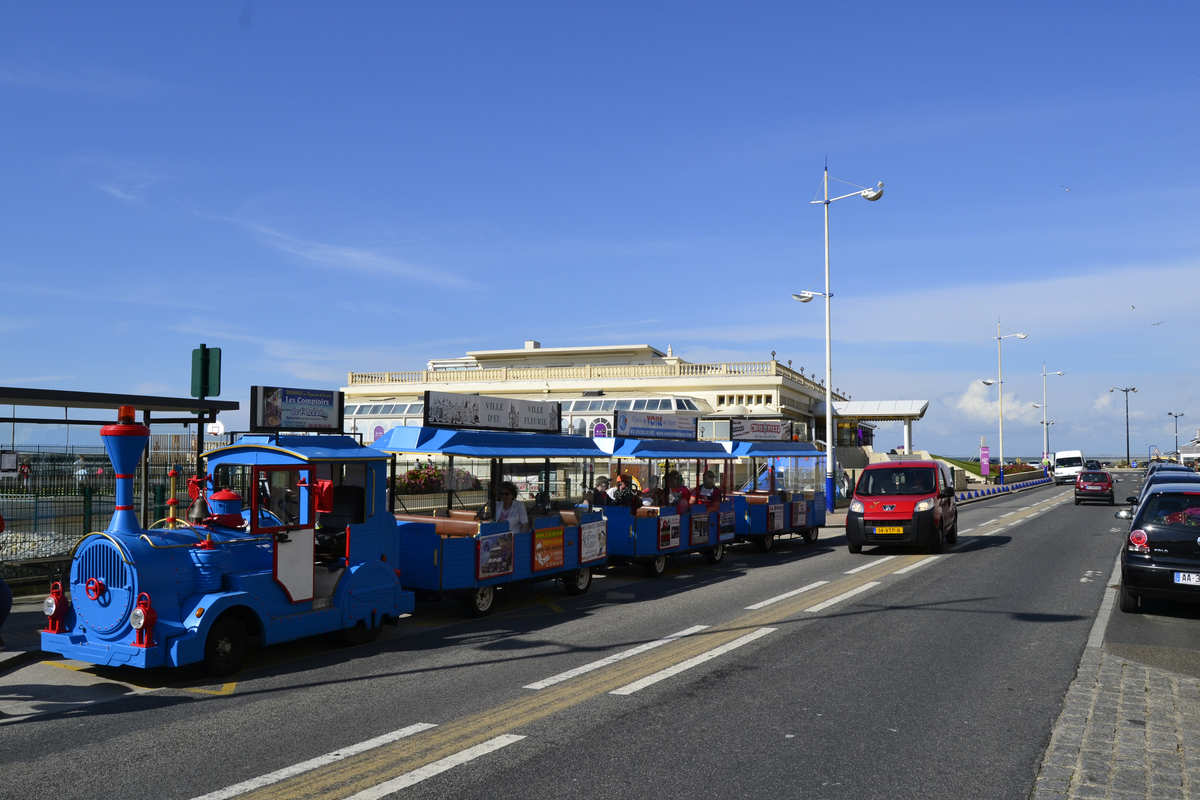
(100, 405, 150, 533)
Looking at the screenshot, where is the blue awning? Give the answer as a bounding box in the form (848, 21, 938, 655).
(594, 437, 732, 460)
(374, 426, 606, 458)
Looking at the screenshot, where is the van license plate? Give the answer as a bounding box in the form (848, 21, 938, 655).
(874, 526, 903, 535)
(1173, 572, 1200, 586)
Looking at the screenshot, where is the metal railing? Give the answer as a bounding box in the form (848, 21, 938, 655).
(348, 360, 844, 399)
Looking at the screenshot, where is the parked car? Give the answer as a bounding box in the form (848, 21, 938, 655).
(845, 461, 957, 554)
(1118, 485, 1200, 612)
(1135, 471, 1200, 506)
(1074, 471, 1114, 505)
(1085, 459, 1101, 470)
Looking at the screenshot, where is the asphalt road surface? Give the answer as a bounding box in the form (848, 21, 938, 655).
(0, 482, 1130, 800)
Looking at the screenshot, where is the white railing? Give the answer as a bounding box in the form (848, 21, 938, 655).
(347, 360, 844, 399)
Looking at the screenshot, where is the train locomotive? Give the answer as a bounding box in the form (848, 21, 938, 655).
(39, 406, 415, 675)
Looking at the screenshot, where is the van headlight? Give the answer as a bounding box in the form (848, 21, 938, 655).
(914, 498, 935, 512)
(849, 499, 864, 513)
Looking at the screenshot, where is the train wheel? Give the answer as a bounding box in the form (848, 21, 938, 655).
(342, 617, 382, 645)
(465, 586, 496, 616)
(704, 543, 726, 564)
(562, 567, 593, 596)
(802, 527, 820, 544)
(204, 615, 248, 676)
(645, 555, 667, 577)
(755, 533, 775, 553)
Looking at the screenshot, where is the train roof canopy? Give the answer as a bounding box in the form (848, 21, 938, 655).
(375, 426, 607, 459)
(204, 434, 388, 463)
(594, 437, 731, 460)
(724, 440, 825, 458)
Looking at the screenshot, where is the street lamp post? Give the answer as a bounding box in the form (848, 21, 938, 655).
(980, 323, 1028, 485)
(796, 164, 884, 513)
(1039, 364, 1064, 462)
(1168, 411, 1185, 460)
(1111, 386, 1137, 466)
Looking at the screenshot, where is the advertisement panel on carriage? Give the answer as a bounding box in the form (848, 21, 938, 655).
(580, 519, 606, 563)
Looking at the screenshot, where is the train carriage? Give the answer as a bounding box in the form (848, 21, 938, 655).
(726, 439, 826, 550)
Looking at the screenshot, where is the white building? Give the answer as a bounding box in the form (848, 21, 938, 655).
(343, 341, 869, 445)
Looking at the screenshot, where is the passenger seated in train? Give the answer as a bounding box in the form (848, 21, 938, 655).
(610, 474, 642, 512)
(591, 476, 611, 507)
(692, 470, 723, 511)
(493, 481, 531, 533)
(665, 471, 691, 514)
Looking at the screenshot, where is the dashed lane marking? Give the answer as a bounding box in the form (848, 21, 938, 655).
(523, 625, 709, 690)
(744, 581, 829, 609)
(804, 582, 881, 613)
(189, 723, 438, 800)
(609, 627, 777, 696)
(892, 555, 942, 574)
(342, 734, 526, 800)
(845, 556, 896, 575)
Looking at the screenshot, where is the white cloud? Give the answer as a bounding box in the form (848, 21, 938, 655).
(953, 381, 1040, 425)
(230, 220, 479, 290)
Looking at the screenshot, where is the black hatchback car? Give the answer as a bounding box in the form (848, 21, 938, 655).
(1119, 485, 1200, 613)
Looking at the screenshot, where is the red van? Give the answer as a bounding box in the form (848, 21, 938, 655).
(845, 460, 958, 554)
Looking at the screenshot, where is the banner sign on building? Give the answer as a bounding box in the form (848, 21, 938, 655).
(980, 445, 991, 477)
(250, 386, 344, 433)
(424, 391, 560, 434)
(616, 410, 697, 441)
(730, 419, 793, 441)
(580, 520, 607, 563)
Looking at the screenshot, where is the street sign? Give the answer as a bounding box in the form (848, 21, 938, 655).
(190, 345, 221, 398)
(980, 445, 991, 476)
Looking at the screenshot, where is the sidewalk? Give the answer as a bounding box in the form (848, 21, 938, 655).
(1033, 557, 1200, 799)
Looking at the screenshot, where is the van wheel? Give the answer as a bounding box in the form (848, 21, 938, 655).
(848, 541, 863, 554)
(645, 555, 667, 577)
(945, 520, 958, 544)
(928, 525, 945, 554)
(704, 543, 726, 564)
(464, 586, 496, 616)
(204, 615, 248, 677)
(562, 567, 592, 596)
(755, 534, 775, 553)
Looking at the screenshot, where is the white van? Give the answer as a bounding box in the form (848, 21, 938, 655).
(1053, 450, 1084, 485)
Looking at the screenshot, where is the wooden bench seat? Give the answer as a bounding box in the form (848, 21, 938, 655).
(394, 513, 485, 537)
(558, 510, 580, 527)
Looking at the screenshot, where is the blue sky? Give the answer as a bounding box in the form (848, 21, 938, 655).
(2, 2, 1197, 457)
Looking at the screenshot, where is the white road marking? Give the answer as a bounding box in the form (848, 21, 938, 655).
(957, 528, 973, 535)
(189, 722, 437, 800)
(523, 625, 708, 690)
(1002, 511, 1018, 517)
(804, 582, 881, 613)
(344, 734, 526, 799)
(745, 581, 829, 609)
(844, 556, 896, 574)
(892, 556, 942, 574)
(983, 518, 999, 526)
(609, 627, 777, 695)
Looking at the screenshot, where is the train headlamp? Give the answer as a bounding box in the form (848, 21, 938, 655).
(43, 596, 57, 617)
(130, 607, 146, 630)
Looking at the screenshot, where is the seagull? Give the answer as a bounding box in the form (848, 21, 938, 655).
(1059, 185, 1071, 192)
(1151, 321, 1165, 326)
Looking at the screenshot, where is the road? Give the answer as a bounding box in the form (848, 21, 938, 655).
(0, 481, 1146, 800)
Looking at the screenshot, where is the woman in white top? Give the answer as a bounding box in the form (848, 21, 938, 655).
(494, 481, 531, 533)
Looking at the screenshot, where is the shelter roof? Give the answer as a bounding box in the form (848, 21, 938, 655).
(813, 399, 929, 421)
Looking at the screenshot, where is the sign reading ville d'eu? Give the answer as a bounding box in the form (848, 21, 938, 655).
(423, 391, 561, 434)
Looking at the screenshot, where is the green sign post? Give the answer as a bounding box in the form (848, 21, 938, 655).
(190, 344, 222, 481)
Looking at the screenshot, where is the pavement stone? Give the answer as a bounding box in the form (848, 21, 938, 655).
(1034, 648, 1200, 799)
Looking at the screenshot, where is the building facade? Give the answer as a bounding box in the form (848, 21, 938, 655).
(342, 341, 866, 445)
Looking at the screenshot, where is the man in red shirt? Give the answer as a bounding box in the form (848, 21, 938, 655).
(693, 470, 723, 511)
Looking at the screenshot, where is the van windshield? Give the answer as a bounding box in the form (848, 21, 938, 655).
(856, 468, 936, 496)
(1056, 457, 1082, 468)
